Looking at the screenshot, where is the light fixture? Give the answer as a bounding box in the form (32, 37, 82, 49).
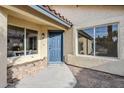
(41, 33, 45, 39)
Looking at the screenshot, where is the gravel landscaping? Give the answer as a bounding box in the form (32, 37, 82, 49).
(68, 65, 124, 88)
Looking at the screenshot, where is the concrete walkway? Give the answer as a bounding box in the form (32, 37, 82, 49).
(13, 63, 77, 88)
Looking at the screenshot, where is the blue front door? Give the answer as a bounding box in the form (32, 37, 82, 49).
(48, 31, 63, 64)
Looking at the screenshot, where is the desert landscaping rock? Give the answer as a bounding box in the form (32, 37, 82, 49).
(68, 65, 124, 88)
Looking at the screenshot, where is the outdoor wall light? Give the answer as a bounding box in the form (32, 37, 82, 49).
(41, 33, 45, 39)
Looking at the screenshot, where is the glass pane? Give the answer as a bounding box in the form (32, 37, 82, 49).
(95, 23, 118, 57)
(26, 29, 38, 55)
(7, 25, 24, 57)
(78, 28, 94, 55)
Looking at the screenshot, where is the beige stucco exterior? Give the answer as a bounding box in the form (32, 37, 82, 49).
(0, 9, 7, 87)
(1, 5, 124, 87)
(6, 7, 73, 66)
(0, 5, 70, 87)
(5, 5, 69, 66)
(51, 5, 124, 76)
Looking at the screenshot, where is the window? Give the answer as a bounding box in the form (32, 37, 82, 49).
(7, 25, 38, 57)
(78, 23, 118, 57)
(7, 25, 24, 57)
(78, 28, 94, 55)
(26, 29, 38, 55)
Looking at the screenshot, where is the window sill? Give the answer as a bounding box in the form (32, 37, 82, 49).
(7, 53, 38, 59)
(76, 54, 119, 62)
(7, 54, 40, 66)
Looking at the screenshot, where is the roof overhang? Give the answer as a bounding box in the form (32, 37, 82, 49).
(1, 5, 72, 30)
(28, 5, 72, 28)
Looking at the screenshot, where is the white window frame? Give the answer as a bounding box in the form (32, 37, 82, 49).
(7, 24, 38, 58)
(77, 22, 119, 59)
(24, 27, 27, 56)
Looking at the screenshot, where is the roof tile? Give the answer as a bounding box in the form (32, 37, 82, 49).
(42, 5, 73, 26)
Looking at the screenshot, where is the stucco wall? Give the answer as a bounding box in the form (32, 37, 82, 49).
(66, 54, 124, 76)
(0, 6, 71, 87)
(52, 5, 124, 59)
(63, 28, 73, 56)
(52, 6, 124, 75)
(51, 6, 124, 26)
(7, 15, 71, 65)
(0, 10, 7, 87)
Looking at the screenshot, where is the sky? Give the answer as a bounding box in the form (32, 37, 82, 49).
(82, 23, 118, 38)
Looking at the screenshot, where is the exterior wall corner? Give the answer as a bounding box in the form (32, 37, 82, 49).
(0, 10, 7, 87)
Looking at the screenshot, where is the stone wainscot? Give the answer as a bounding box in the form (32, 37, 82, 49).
(7, 58, 47, 84)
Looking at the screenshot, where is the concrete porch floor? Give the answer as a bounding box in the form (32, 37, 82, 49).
(8, 63, 77, 88)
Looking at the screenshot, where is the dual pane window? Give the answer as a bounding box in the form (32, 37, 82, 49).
(78, 23, 118, 57)
(7, 25, 38, 57)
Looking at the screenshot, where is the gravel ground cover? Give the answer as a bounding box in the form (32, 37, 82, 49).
(68, 65, 124, 88)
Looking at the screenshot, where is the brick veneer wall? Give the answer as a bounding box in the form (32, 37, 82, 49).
(7, 59, 47, 84)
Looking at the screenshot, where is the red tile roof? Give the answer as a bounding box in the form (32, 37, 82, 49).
(42, 5, 73, 26)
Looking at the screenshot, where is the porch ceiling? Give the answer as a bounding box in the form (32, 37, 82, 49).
(1, 5, 69, 30)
